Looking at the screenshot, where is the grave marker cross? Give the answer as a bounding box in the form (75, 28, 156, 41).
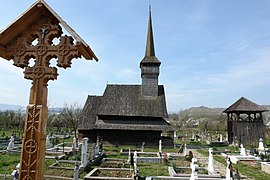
(0, 1, 98, 179)
(6, 17, 82, 180)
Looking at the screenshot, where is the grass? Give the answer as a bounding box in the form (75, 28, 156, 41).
(0, 129, 23, 138)
(45, 168, 74, 178)
(0, 153, 20, 174)
(235, 162, 270, 180)
(197, 147, 270, 180)
(104, 150, 127, 159)
(3, 143, 270, 180)
(102, 145, 175, 178)
(0, 153, 88, 178)
(138, 162, 169, 177)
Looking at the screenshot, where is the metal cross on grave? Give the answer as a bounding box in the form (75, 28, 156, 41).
(0, 1, 98, 179)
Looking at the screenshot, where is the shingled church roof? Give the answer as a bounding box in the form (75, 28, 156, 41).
(223, 96, 268, 113)
(79, 84, 174, 131)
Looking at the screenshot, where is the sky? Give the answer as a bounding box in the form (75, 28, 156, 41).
(1, 0, 270, 113)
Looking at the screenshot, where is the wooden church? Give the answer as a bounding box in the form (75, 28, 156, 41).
(78, 8, 175, 147)
(224, 97, 268, 147)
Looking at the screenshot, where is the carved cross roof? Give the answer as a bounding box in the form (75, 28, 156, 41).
(0, 0, 98, 61)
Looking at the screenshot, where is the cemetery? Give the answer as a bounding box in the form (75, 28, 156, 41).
(0, 1, 270, 180)
(1, 130, 270, 179)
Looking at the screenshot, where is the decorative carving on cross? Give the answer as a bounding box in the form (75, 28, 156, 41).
(6, 18, 80, 85)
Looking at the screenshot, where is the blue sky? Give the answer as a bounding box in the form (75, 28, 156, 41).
(1, 0, 270, 112)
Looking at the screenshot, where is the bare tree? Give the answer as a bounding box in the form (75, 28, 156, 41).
(47, 112, 62, 131)
(60, 102, 82, 138)
(15, 108, 25, 130)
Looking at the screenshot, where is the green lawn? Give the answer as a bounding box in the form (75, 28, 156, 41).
(2, 144, 270, 180)
(138, 162, 169, 177)
(0, 153, 20, 175)
(197, 148, 270, 180)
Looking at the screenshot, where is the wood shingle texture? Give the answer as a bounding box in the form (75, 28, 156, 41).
(223, 96, 268, 113)
(79, 84, 174, 132)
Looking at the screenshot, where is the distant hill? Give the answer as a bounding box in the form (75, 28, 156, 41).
(186, 106, 224, 115)
(0, 103, 63, 113)
(179, 106, 225, 119)
(48, 107, 63, 113)
(0, 103, 24, 111)
(179, 105, 270, 117)
(174, 105, 270, 127)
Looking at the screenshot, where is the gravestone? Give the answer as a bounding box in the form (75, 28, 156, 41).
(190, 158, 198, 180)
(159, 139, 162, 153)
(219, 134, 223, 142)
(7, 136, 15, 150)
(81, 137, 89, 168)
(141, 142, 145, 152)
(73, 163, 79, 180)
(208, 148, 214, 175)
(133, 151, 138, 179)
(94, 137, 100, 155)
(226, 158, 232, 180)
(184, 144, 187, 156)
(92, 137, 102, 158)
(240, 144, 246, 156)
(134, 151, 138, 163)
(127, 147, 131, 163)
(72, 137, 77, 152)
(192, 132, 195, 140)
(258, 138, 264, 150)
(46, 135, 52, 148)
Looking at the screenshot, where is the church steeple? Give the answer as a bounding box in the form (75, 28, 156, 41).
(141, 5, 160, 64)
(145, 6, 156, 58)
(140, 6, 161, 97)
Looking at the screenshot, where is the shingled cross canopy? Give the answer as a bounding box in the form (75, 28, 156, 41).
(0, 0, 98, 179)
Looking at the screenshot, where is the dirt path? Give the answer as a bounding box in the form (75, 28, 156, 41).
(192, 149, 227, 177)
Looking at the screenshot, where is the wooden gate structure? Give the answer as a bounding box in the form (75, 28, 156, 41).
(224, 97, 268, 147)
(0, 0, 98, 179)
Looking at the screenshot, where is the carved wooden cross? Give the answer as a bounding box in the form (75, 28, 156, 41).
(0, 1, 97, 179)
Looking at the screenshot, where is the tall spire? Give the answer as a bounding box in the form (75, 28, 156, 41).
(140, 5, 161, 97)
(145, 5, 155, 57)
(141, 5, 160, 64)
